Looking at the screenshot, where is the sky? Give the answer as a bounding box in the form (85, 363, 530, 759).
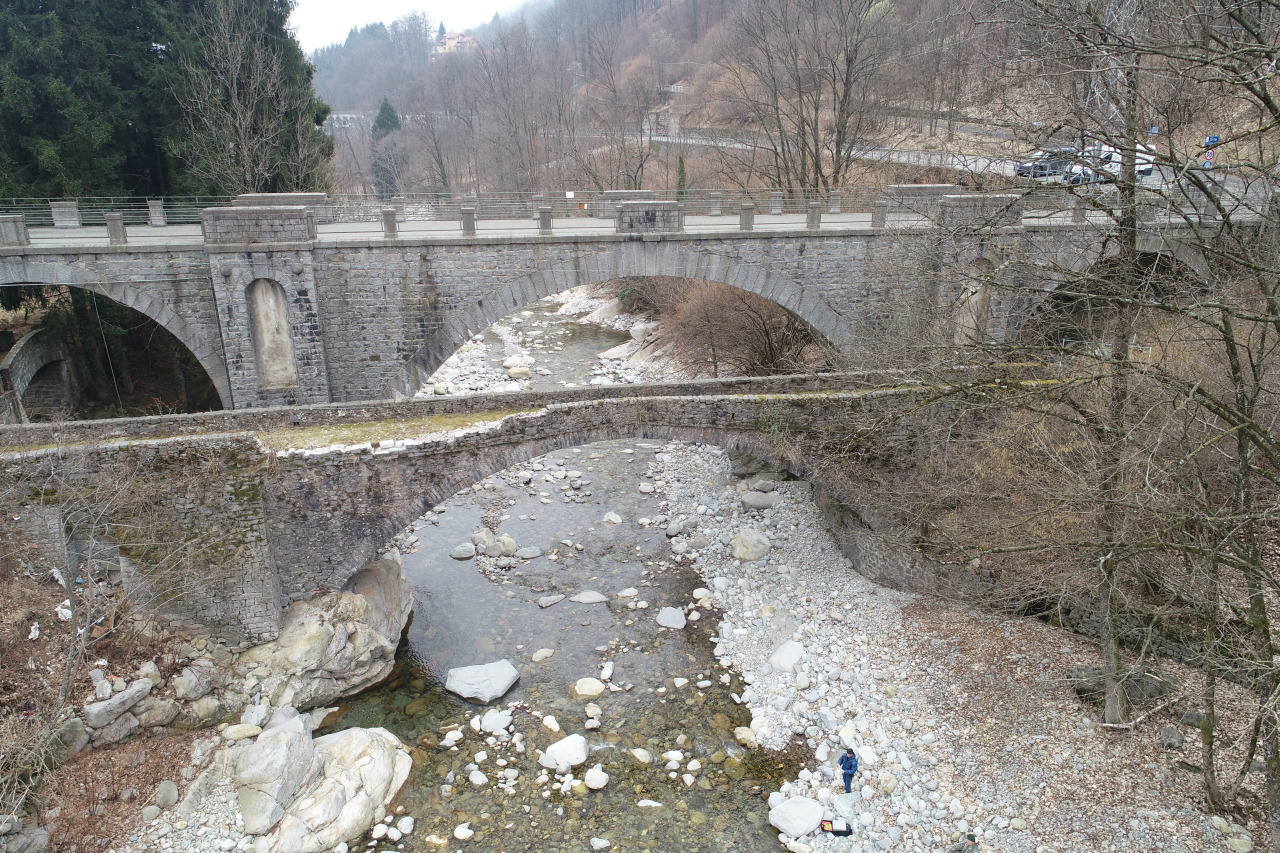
(290, 0, 521, 53)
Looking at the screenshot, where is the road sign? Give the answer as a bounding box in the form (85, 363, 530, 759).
(1204, 148, 1215, 161)
(1148, 126, 1159, 135)
(1204, 161, 1214, 170)
(1206, 135, 1221, 146)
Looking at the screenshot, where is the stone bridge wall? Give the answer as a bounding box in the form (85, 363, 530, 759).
(0, 206, 1128, 411)
(0, 388, 983, 642)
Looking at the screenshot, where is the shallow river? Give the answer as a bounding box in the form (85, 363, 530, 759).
(328, 298, 795, 851)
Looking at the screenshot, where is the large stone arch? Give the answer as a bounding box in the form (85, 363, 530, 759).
(271, 420, 799, 600)
(0, 271, 232, 409)
(399, 241, 861, 393)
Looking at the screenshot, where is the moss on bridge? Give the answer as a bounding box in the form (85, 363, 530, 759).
(257, 407, 538, 451)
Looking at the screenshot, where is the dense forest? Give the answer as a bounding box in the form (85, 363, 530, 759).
(0, 0, 332, 199)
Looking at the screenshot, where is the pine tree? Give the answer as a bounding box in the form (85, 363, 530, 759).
(372, 97, 402, 143)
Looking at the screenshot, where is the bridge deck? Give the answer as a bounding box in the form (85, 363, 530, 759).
(12, 210, 1135, 252)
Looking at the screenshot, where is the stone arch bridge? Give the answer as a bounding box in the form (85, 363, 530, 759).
(0, 194, 1204, 411)
(0, 374, 987, 642)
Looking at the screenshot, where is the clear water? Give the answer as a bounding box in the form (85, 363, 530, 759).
(328, 439, 797, 851)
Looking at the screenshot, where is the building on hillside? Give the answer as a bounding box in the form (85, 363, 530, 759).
(440, 33, 478, 53)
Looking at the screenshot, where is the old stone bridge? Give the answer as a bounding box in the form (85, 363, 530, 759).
(0, 373, 984, 642)
(0, 189, 1206, 412)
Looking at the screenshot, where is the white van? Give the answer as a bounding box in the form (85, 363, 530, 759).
(1067, 143, 1155, 184)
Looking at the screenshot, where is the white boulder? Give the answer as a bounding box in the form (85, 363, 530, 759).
(768, 796, 824, 838)
(730, 529, 771, 561)
(769, 640, 805, 673)
(444, 660, 520, 703)
(538, 734, 588, 772)
(240, 553, 413, 710)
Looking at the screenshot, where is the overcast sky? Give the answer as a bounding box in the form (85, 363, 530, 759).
(290, 0, 520, 53)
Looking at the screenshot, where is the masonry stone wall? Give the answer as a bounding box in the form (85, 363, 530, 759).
(0, 327, 68, 407)
(201, 207, 317, 244)
(0, 388, 964, 641)
(0, 209, 1151, 410)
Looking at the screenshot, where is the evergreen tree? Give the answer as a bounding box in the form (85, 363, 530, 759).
(676, 155, 687, 199)
(437, 21, 446, 41)
(372, 97, 402, 142)
(0, 0, 185, 198)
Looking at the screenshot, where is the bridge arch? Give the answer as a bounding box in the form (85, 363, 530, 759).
(0, 328, 71, 423)
(0, 272, 232, 409)
(398, 242, 860, 394)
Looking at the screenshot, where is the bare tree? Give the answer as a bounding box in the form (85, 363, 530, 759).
(172, 0, 331, 194)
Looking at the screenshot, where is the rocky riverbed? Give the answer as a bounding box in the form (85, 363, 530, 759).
(417, 286, 685, 397)
(65, 431, 1259, 853)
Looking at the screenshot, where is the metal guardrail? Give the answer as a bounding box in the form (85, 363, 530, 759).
(1, 188, 885, 227)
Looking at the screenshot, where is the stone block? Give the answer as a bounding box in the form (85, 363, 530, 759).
(201, 207, 316, 244)
(615, 202, 682, 233)
(50, 201, 80, 228)
(0, 215, 29, 247)
(104, 213, 126, 245)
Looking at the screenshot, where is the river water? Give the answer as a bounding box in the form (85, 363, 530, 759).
(327, 296, 797, 851)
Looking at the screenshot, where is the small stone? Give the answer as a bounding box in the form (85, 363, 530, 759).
(537, 595, 565, 608)
(590, 838, 611, 851)
(468, 770, 489, 786)
(584, 764, 609, 790)
(454, 823, 474, 841)
(570, 591, 608, 604)
(572, 678, 606, 699)
(531, 648, 556, 662)
(141, 805, 161, 823)
(450, 543, 476, 560)
(397, 816, 415, 835)
(602, 512, 623, 524)
(734, 727, 758, 749)
(1158, 726, 1185, 750)
(730, 529, 771, 561)
(515, 547, 543, 560)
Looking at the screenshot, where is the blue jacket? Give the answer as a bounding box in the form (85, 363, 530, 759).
(838, 751, 858, 774)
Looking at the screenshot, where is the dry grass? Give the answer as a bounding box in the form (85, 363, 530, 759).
(257, 407, 537, 451)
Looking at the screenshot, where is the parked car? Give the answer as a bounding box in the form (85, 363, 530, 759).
(1065, 143, 1155, 184)
(1016, 148, 1075, 179)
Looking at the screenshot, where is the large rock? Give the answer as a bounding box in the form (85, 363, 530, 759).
(171, 664, 215, 702)
(231, 715, 316, 834)
(768, 797, 824, 838)
(257, 727, 412, 853)
(240, 553, 413, 710)
(92, 712, 140, 745)
(133, 697, 181, 729)
(83, 678, 153, 729)
(730, 529, 771, 562)
(741, 492, 782, 511)
(50, 717, 89, 764)
(769, 641, 805, 673)
(444, 660, 520, 703)
(538, 734, 588, 772)
(655, 607, 687, 630)
(830, 793, 861, 823)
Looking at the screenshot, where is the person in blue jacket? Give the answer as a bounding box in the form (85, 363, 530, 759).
(838, 747, 859, 793)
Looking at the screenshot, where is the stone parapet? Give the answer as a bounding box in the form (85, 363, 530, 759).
(201, 206, 317, 244)
(616, 201, 683, 233)
(235, 192, 334, 224)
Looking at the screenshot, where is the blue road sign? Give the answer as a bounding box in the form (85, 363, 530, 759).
(1205, 135, 1221, 146)
(1204, 161, 1214, 170)
(1148, 126, 1159, 135)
